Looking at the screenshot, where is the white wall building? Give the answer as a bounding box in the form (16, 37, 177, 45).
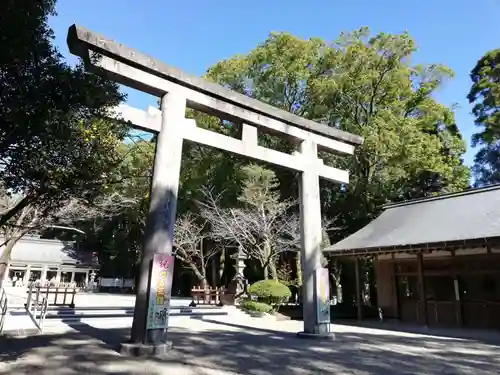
(2, 236, 99, 286)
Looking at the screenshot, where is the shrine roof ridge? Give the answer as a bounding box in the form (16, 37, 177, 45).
(67, 24, 363, 146)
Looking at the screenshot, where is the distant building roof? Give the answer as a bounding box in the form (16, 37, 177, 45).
(324, 184, 500, 256)
(2, 236, 98, 266)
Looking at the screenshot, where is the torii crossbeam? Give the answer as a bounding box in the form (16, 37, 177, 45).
(67, 24, 363, 355)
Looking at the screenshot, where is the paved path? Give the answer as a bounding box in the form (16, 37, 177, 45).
(2, 313, 500, 374)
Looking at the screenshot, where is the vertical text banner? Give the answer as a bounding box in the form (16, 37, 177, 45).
(316, 267, 331, 324)
(147, 254, 175, 330)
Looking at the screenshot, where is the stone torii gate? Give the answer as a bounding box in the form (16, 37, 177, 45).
(67, 24, 363, 355)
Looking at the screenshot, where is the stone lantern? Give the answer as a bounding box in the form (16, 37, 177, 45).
(230, 246, 248, 297)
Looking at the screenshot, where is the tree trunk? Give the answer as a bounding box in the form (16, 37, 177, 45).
(0, 238, 17, 283)
(201, 277, 208, 289)
(211, 257, 217, 287)
(0, 263, 7, 287)
(262, 241, 277, 280)
(263, 266, 269, 279)
(219, 248, 225, 285)
(296, 252, 302, 286)
(336, 280, 343, 304)
(268, 261, 278, 280)
(330, 258, 343, 303)
(0, 195, 34, 228)
(0, 202, 37, 286)
(191, 264, 208, 289)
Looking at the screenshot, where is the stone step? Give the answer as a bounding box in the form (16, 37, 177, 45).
(3, 304, 230, 334)
(43, 309, 226, 320)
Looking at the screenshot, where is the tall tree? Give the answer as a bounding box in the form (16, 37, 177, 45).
(468, 49, 500, 186)
(206, 28, 470, 237)
(0, 0, 127, 227)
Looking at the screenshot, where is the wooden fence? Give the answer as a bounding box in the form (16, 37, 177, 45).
(26, 283, 78, 308)
(190, 286, 223, 306)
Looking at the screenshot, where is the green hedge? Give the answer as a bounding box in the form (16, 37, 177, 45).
(240, 300, 272, 315)
(248, 279, 291, 308)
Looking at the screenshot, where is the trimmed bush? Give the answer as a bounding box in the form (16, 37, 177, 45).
(248, 279, 291, 308)
(239, 300, 272, 315)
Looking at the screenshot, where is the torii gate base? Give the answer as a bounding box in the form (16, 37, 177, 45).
(67, 24, 363, 356)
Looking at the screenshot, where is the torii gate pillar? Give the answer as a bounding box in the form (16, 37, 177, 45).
(298, 139, 330, 336)
(128, 93, 186, 351)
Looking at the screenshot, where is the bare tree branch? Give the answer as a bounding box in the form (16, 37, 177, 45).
(41, 225, 86, 234)
(173, 212, 220, 286)
(198, 185, 297, 279)
(0, 187, 137, 274)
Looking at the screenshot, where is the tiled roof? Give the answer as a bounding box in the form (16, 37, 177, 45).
(325, 184, 500, 254)
(1, 236, 98, 266)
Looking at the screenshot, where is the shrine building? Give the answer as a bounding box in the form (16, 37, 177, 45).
(1, 236, 98, 286)
(325, 184, 500, 329)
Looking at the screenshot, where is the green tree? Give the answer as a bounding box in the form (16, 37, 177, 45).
(63, 138, 155, 278)
(204, 28, 470, 307)
(179, 110, 244, 214)
(468, 49, 500, 186)
(0, 0, 127, 228)
(206, 28, 470, 236)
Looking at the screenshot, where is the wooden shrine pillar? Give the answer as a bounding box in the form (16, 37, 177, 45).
(355, 257, 363, 320)
(391, 253, 400, 320)
(451, 251, 463, 327)
(417, 252, 428, 326)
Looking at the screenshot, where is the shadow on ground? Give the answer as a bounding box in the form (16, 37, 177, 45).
(331, 319, 500, 346)
(1, 318, 500, 374)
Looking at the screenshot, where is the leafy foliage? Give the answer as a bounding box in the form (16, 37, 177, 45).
(468, 49, 500, 186)
(206, 28, 470, 237)
(239, 300, 272, 315)
(0, 0, 128, 227)
(248, 279, 291, 308)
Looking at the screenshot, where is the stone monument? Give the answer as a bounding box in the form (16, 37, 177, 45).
(67, 24, 363, 356)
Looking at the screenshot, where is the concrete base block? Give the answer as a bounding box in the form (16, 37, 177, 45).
(296, 331, 336, 340)
(119, 341, 173, 358)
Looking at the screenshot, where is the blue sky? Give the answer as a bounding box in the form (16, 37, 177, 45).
(49, 0, 500, 166)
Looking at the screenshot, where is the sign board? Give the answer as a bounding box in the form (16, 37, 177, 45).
(146, 254, 174, 330)
(316, 267, 331, 324)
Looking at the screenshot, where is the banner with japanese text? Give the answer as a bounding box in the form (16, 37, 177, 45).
(146, 254, 174, 330)
(316, 267, 331, 324)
